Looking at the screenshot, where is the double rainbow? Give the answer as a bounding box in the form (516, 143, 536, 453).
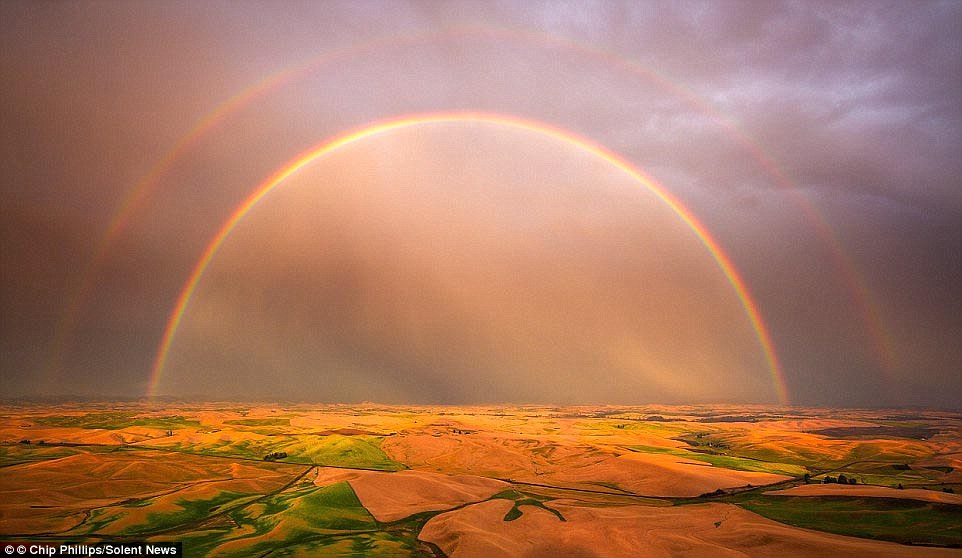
(46, 26, 892, 403)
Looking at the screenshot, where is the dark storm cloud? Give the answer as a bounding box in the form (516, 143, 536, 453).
(1, 0, 959, 407)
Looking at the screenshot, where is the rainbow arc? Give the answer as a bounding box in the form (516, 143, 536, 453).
(147, 112, 790, 405)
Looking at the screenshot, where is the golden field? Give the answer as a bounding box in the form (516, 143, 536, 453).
(0, 403, 959, 556)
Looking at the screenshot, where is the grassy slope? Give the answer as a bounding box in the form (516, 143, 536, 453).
(32, 412, 201, 430)
(626, 444, 807, 477)
(148, 434, 403, 470)
(174, 481, 388, 557)
(737, 495, 962, 547)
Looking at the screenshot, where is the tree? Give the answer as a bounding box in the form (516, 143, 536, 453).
(838, 474, 848, 484)
(263, 451, 288, 462)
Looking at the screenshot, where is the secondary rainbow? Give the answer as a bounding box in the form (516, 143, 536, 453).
(147, 112, 790, 405)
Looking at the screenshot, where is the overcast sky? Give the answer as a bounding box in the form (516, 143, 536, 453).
(2, 1, 959, 407)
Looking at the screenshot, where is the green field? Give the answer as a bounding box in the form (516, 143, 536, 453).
(734, 495, 962, 547)
(222, 418, 292, 427)
(0, 443, 89, 466)
(626, 444, 807, 477)
(32, 412, 201, 431)
(173, 481, 388, 557)
(73, 490, 258, 536)
(143, 434, 404, 470)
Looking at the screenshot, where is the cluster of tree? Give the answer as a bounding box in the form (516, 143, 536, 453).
(263, 451, 288, 461)
(823, 474, 858, 484)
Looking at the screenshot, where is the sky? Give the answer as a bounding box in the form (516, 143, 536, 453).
(1, 0, 959, 407)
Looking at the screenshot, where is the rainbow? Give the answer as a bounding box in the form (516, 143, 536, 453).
(147, 112, 790, 404)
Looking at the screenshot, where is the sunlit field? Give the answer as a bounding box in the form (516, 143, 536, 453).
(2, 403, 959, 556)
